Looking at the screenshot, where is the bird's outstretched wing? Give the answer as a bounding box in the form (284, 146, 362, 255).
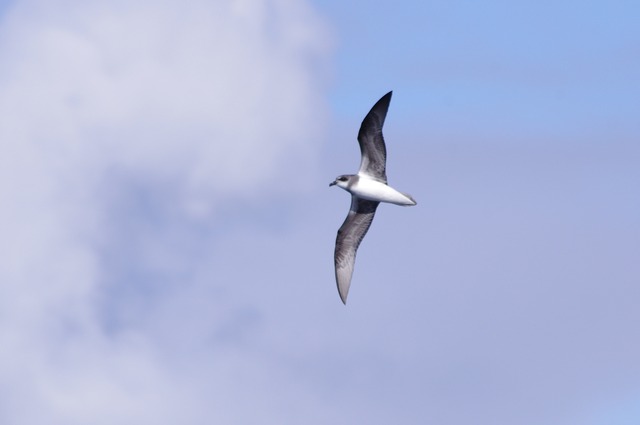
(357, 91, 392, 183)
(334, 197, 379, 304)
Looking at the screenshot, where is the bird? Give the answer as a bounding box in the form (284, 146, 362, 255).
(330, 91, 416, 304)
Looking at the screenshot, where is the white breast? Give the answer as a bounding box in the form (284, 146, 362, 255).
(350, 176, 416, 206)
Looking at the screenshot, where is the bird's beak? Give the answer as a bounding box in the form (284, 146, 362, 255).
(329, 181, 336, 187)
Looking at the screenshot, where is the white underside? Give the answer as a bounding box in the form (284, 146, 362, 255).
(350, 175, 416, 206)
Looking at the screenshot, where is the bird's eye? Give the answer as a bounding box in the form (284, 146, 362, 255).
(339, 176, 347, 181)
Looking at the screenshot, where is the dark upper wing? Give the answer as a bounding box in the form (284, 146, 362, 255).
(357, 91, 392, 183)
(334, 197, 379, 304)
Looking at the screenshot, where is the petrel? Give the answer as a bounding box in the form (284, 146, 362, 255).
(330, 91, 416, 304)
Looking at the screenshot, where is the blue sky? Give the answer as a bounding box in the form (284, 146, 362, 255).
(320, 0, 639, 143)
(0, 0, 639, 424)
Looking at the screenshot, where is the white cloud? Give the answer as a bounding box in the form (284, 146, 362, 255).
(1, 0, 330, 199)
(0, 0, 331, 423)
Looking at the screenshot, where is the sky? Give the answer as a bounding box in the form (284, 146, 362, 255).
(0, 0, 639, 424)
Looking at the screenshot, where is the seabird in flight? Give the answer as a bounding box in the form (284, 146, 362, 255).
(330, 91, 416, 304)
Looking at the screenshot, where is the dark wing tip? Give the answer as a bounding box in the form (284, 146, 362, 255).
(372, 91, 392, 118)
(358, 91, 393, 139)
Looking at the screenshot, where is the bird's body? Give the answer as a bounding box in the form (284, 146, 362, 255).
(334, 174, 416, 206)
(330, 91, 416, 304)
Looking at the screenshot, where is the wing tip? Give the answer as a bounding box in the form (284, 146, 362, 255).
(337, 280, 350, 304)
(376, 90, 393, 110)
(358, 91, 393, 139)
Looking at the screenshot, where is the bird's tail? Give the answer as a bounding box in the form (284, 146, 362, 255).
(402, 192, 417, 206)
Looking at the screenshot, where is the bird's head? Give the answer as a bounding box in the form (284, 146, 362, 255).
(329, 175, 352, 190)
